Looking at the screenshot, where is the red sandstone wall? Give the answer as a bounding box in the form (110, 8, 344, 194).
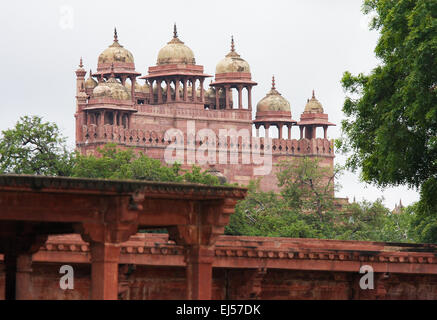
(1, 264, 436, 300)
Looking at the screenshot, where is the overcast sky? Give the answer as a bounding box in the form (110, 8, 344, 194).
(0, 0, 419, 208)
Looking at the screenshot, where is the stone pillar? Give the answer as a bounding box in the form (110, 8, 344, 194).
(120, 76, 126, 86)
(215, 87, 220, 109)
(299, 126, 304, 139)
(166, 79, 171, 103)
(247, 86, 252, 110)
(130, 77, 135, 103)
(185, 246, 214, 300)
(183, 78, 188, 102)
(112, 111, 116, 126)
(149, 80, 154, 104)
(157, 80, 163, 104)
(90, 242, 121, 300)
(323, 125, 327, 139)
(200, 78, 205, 103)
(225, 85, 230, 109)
(175, 78, 180, 102)
(16, 253, 33, 300)
(265, 124, 270, 139)
(256, 126, 259, 137)
(278, 124, 283, 139)
(238, 85, 243, 109)
(288, 125, 292, 140)
(192, 78, 196, 102)
(100, 111, 105, 126)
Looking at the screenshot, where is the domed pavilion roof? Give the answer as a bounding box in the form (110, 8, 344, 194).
(157, 24, 196, 65)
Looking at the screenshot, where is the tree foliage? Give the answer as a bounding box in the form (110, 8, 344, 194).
(226, 157, 415, 242)
(0, 116, 220, 186)
(0, 115, 75, 176)
(72, 143, 221, 185)
(337, 0, 437, 241)
(338, 0, 437, 188)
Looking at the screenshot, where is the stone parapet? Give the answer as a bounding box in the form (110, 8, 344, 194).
(79, 124, 334, 157)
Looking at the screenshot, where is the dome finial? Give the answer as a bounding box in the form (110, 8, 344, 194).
(114, 27, 118, 42)
(79, 57, 83, 68)
(231, 35, 235, 52)
(312, 89, 315, 99)
(272, 75, 276, 90)
(173, 23, 178, 38)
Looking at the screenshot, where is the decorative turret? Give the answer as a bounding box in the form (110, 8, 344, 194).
(253, 76, 296, 139)
(97, 28, 137, 75)
(85, 69, 98, 94)
(75, 57, 86, 97)
(157, 24, 196, 65)
(140, 24, 211, 107)
(94, 28, 141, 104)
(210, 36, 257, 110)
(297, 90, 335, 140)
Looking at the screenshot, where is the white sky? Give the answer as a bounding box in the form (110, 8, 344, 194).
(0, 0, 419, 209)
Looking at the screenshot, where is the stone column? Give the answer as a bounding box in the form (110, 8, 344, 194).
(200, 78, 205, 103)
(225, 85, 230, 109)
(238, 85, 243, 109)
(247, 86, 252, 110)
(183, 78, 188, 102)
(157, 80, 163, 104)
(175, 78, 180, 102)
(265, 124, 270, 139)
(299, 126, 304, 139)
(215, 87, 220, 109)
(278, 124, 283, 139)
(191, 78, 196, 102)
(185, 246, 214, 300)
(100, 111, 105, 126)
(90, 242, 121, 300)
(256, 126, 259, 137)
(323, 125, 327, 139)
(288, 125, 292, 140)
(113, 112, 116, 126)
(130, 77, 135, 103)
(166, 79, 171, 103)
(16, 253, 33, 300)
(149, 79, 154, 104)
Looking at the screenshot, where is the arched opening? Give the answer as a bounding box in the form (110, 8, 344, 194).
(259, 126, 266, 138)
(231, 87, 238, 109)
(242, 87, 248, 109)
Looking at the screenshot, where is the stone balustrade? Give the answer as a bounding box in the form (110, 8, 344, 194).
(80, 124, 334, 157)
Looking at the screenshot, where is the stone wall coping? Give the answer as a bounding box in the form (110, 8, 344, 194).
(0, 174, 247, 198)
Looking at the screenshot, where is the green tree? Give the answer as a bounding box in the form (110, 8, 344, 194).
(338, 0, 437, 241)
(72, 143, 220, 185)
(226, 157, 415, 242)
(0, 115, 75, 176)
(226, 158, 342, 239)
(336, 199, 413, 242)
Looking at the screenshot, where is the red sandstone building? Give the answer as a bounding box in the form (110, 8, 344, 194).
(75, 27, 335, 190)
(1, 27, 436, 301)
